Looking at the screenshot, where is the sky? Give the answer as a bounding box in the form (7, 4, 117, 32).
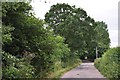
(30, 0, 119, 48)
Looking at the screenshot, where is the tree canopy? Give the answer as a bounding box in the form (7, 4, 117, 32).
(45, 3, 110, 60)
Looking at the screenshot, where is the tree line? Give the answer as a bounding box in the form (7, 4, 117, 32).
(2, 2, 110, 78)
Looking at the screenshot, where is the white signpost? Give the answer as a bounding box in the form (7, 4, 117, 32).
(96, 47, 98, 59)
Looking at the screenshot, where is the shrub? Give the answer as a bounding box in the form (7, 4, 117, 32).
(94, 47, 120, 80)
(94, 58, 101, 69)
(2, 52, 35, 78)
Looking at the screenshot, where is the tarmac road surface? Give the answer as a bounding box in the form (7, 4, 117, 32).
(60, 63, 108, 80)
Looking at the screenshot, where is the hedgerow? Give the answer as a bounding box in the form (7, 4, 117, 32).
(94, 47, 120, 80)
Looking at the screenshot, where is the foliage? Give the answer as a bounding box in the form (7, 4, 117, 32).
(47, 59, 82, 78)
(45, 3, 110, 61)
(2, 2, 111, 79)
(2, 2, 80, 78)
(86, 21, 110, 60)
(45, 3, 96, 53)
(94, 58, 101, 69)
(2, 25, 14, 46)
(94, 21, 110, 56)
(2, 51, 35, 78)
(94, 47, 120, 80)
(2, 2, 33, 54)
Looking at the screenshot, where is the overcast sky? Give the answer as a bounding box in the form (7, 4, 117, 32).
(31, 0, 119, 48)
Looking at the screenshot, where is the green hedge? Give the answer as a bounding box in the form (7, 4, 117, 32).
(94, 47, 120, 80)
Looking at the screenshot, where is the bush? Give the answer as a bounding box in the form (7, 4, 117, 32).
(94, 58, 101, 69)
(94, 47, 120, 80)
(2, 52, 35, 78)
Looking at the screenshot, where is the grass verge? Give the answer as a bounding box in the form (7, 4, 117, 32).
(47, 60, 82, 78)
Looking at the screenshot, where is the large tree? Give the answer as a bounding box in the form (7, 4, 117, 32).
(45, 3, 110, 60)
(45, 3, 97, 57)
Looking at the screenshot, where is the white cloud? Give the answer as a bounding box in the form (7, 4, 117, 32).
(30, 0, 119, 47)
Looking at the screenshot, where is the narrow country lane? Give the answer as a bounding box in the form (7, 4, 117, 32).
(60, 63, 108, 80)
